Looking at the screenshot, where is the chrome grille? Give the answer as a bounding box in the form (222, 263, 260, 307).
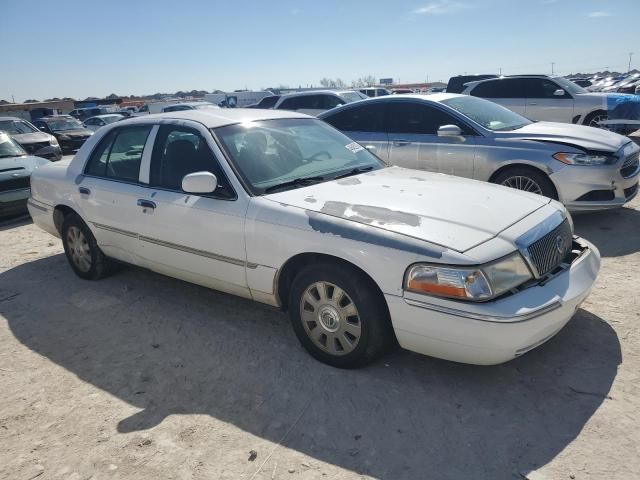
(527, 219, 573, 277)
(621, 150, 639, 178)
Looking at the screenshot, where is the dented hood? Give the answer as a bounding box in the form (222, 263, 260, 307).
(499, 121, 628, 152)
(265, 166, 550, 252)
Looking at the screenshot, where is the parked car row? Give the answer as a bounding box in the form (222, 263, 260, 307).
(27, 109, 601, 368)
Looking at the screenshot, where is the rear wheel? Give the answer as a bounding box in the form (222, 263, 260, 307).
(583, 110, 608, 129)
(61, 213, 113, 280)
(493, 167, 557, 199)
(289, 263, 392, 368)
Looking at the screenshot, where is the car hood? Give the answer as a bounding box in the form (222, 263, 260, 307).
(0, 155, 49, 174)
(501, 121, 629, 152)
(54, 128, 92, 137)
(265, 166, 550, 252)
(10, 131, 52, 144)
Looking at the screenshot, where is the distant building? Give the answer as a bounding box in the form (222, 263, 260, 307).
(0, 100, 75, 121)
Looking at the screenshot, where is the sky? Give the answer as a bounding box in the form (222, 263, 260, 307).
(2, 0, 639, 102)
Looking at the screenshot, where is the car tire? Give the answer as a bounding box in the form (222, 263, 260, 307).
(583, 110, 608, 128)
(288, 262, 392, 369)
(493, 167, 557, 199)
(61, 213, 113, 280)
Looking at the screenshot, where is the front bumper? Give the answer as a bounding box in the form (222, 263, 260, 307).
(551, 160, 639, 211)
(59, 137, 90, 152)
(35, 145, 63, 161)
(387, 237, 600, 365)
(0, 188, 31, 217)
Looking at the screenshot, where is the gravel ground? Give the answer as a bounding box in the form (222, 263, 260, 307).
(0, 195, 638, 480)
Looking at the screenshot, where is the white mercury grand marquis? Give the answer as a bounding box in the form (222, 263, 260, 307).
(27, 109, 601, 368)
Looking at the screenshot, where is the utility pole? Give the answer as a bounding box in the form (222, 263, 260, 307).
(499, 67, 502, 75)
(629, 52, 634, 72)
(551, 62, 555, 75)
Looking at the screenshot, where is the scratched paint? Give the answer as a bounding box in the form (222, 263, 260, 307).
(320, 201, 421, 227)
(307, 211, 444, 259)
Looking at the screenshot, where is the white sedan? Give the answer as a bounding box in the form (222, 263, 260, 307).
(27, 109, 600, 368)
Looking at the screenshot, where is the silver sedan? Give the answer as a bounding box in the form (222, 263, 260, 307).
(319, 94, 639, 211)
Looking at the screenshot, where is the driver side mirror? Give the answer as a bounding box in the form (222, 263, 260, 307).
(38, 125, 49, 132)
(553, 88, 566, 96)
(182, 171, 217, 194)
(437, 124, 463, 137)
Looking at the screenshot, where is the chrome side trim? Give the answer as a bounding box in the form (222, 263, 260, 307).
(92, 222, 137, 238)
(27, 199, 48, 212)
(403, 297, 563, 323)
(139, 235, 248, 267)
(91, 222, 258, 269)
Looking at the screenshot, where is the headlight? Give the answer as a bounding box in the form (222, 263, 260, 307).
(553, 152, 614, 166)
(50, 136, 59, 146)
(405, 252, 532, 302)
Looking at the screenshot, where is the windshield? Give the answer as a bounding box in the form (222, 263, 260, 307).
(339, 92, 368, 103)
(553, 77, 587, 95)
(441, 96, 532, 131)
(0, 120, 38, 135)
(44, 118, 84, 131)
(0, 133, 27, 158)
(214, 118, 384, 194)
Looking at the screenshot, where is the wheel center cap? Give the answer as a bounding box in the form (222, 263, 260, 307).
(318, 305, 340, 332)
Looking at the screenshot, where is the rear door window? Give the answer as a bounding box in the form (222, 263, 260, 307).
(385, 102, 469, 135)
(471, 78, 526, 98)
(324, 103, 386, 132)
(85, 125, 152, 182)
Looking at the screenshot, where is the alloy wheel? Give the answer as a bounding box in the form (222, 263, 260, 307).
(66, 226, 92, 273)
(501, 175, 544, 195)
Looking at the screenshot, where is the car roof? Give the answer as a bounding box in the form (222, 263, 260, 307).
(0, 116, 24, 121)
(167, 102, 215, 107)
(317, 93, 466, 118)
(279, 90, 357, 98)
(114, 108, 312, 128)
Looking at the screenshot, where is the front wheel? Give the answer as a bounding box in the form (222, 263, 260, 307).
(288, 263, 392, 368)
(493, 167, 557, 199)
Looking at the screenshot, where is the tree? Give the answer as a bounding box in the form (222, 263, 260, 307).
(24, 99, 39, 103)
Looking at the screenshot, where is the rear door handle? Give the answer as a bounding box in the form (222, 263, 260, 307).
(392, 140, 412, 147)
(78, 187, 91, 195)
(137, 199, 156, 209)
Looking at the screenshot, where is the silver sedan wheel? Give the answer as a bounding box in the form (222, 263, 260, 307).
(299, 281, 361, 356)
(501, 176, 543, 195)
(66, 226, 92, 273)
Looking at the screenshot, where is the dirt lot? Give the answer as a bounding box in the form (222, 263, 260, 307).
(0, 196, 639, 480)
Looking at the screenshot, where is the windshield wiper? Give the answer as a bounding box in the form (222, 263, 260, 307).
(333, 166, 374, 180)
(264, 175, 325, 194)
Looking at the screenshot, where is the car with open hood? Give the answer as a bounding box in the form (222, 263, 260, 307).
(28, 109, 600, 368)
(320, 94, 639, 211)
(0, 116, 62, 161)
(461, 75, 640, 135)
(0, 132, 50, 217)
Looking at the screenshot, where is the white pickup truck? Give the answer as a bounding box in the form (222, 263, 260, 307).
(27, 109, 600, 368)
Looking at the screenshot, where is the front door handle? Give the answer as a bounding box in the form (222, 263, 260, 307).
(392, 140, 412, 147)
(137, 199, 156, 209)
(527, 102, 537, 106)
(78, 187, 91, 195)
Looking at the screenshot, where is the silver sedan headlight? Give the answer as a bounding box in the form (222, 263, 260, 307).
(405, 252, 532, 302)
(553, 152, 615, 166)
(50, 136, 59, 146)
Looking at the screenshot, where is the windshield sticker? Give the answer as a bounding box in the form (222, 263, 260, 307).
(345, 142, 364, 153)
